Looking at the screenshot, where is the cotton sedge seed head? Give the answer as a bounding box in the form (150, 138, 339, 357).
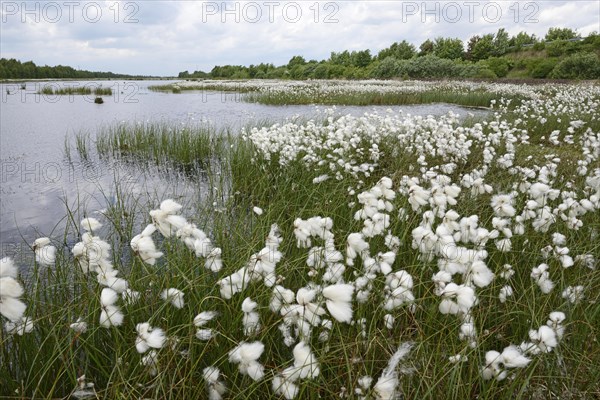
(99, 305, 124, 328)
(229, 341, 265, 364)
(81, 217, 102, 232)
(242, 297, 258, 313)
(0, 277, 24, 298)
(296, 288, 316, 305)
(100, 288, 118, 307)
(4, 316, 34, 335)
(70, 318, 88, 333)
(194, 311, 219, 327)
(272, 375, 299, 400)
(501, 345, 531, 368)
(33, 237, 51, 249)
(0, 257, 18, 278)
(161, 288, 185, 309)
(196, 328, 214, 341)
(0, 297, 27, 321)
(547, 311, 566, 325)
(159, 199, 183, 214)
(203, 366, 221, 383)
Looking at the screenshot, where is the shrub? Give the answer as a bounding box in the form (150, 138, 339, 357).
(529, 58, 559, 78)
(475, 68, 498, 79)
(371, 57, 402, 79)
(549, 52, 600, 79)
(483, 57, 512, 78)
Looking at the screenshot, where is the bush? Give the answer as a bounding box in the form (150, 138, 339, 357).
(530, 58, 559, 78)
(475, 68, 497, 79)
(532, 42, 545, 51)
(482, 57, 512, 78)
(371, 57, 402, 79)
(546, 40, 577, 57)
(549, 52, 600, 79)
(401, 55, 457, 78)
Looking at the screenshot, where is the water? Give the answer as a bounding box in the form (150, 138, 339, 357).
(0, 80, 488, 262)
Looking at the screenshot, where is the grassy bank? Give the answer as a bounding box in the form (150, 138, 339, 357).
(148, 79, 544, 108)
(2, 82, 599, 399)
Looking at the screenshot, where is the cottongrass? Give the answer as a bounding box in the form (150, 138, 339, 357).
(2, 80, 600, 399)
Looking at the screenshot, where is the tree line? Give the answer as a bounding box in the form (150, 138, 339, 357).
(181, 27, 600, 80)
(0, 59, 154, 80)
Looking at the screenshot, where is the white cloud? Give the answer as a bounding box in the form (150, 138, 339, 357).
(1, 0, 597, 75)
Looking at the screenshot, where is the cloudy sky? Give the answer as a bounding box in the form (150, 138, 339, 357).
(1, 0, 598, 76)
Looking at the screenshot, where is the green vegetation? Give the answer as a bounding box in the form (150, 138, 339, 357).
(244, 85, 498, 107)
(178, 28, 600, 80)
(2, 82, 599, 399)
(0, 58, 155, 80)
(95, 123, 228, 171)
(38, 86, 113, 96)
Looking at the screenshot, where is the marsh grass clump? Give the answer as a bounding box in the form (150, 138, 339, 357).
(93, 123, 228, 172)
(2, 81, 600, 399)
(38, 85, 113, 96)
(93, 87, 113, 96)
(40, 86, 93, 95)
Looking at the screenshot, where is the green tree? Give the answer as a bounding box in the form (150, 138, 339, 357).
(467, 34, 494, 62)
(545, 27, 578, 42)
(419, 39, 434, 56)
(313, 63, 330, 79)
(351, 50, 372, 68)
(378, 40, 416, 60)
(510, 31, 538, 50)
(493, 28, 510, 56)
(329, 51, 351, 66)
(287, 56, 306, 69)
(433, 37, 464, 60)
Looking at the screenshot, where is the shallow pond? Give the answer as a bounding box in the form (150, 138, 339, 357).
(0, 80, 488, 262)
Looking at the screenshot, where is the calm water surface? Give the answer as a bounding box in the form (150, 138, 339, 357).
(0, 80, 488, 263)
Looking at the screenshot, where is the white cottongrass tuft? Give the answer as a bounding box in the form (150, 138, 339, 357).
(99, 288, 124, 328)
(33, 237, 56, 266)
(149, 199, 187, 237)
(0, 257, 18, 278)
(530, 263, 554, 294)
(130, 224, 164, 265)
(228, 341, 266, 381)
(81, 217, 102, 232)
(161, 288, 185, 309)
(322, 284, 354, 323)
(0, 276, 26, 321)
(135, 322, 167, 353)
(272, 374, 299, 400)
(141, 350, 159, 376)
(194, 311, 219, 327)
(273, 341, 320, 399)
(205, 248, 223, 273)
(562, 285, 584, 304)
(0, 257, 28, 324)
(203, 366, 227, 400)
(373, 342, 414, 400)
(253, 206, 263, 216)
(4, 316, 34, 335)
(70, 318, 88, 333)
(439, 283, 477, 315)
(242, 297, 261, 336)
